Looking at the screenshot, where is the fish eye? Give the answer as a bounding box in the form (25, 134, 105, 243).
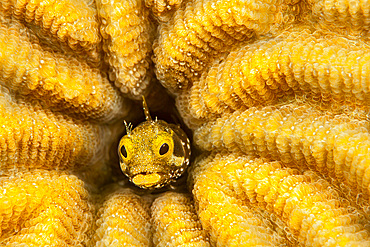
(120, 145, 127, 158)
(118, 137, 133, 161)
(159, 143, 169, 155)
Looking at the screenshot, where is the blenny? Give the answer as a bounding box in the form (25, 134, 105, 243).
(118, 97, 191, 189)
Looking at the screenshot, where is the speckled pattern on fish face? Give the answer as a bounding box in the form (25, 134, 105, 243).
(118, 118, 191, 189)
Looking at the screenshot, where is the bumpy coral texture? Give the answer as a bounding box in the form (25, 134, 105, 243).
(153, 0, 370, 245)
(145, 0, 183, 22)
(0, 17, 127, 122)
(189, 153, 285, 246)
(190, 152, 370, 246)
(3, 0, 370, 246)
(0, 170, 93, 246)
(0, 6, 131, 245)
(151, 192, 209, 246)
(91, 190, 211, 247)
(153, 0, 302, 94)
(0, 88, 105, 171)
(0, 0, 102, 66)
(97, 0, 155, 99)
(90, 190, 152, 247)
(194, 104, 370, 201)
(178, 27, 370, 126)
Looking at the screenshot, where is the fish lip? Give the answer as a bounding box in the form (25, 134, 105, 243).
(133, 171, 165, 177)
(131, 172, 167, 188)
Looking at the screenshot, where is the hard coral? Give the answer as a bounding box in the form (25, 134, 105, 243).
(178, 26, 370, 123)
(153, 0, 302, 94)
(145, 0, 183, 22)
(190, 152, 370, 246)
(151, 192, 209, 246)
(0, 87, 104, 171)
(194, 103, 370, 201)
(0, 17, 127, 122)
(0, 0, 102, 66)
(0, 4, 132, 245)
(153, 0, 370, 245)
(91, 190, 152, 247)
(96, 0, 155, 99)
(0, 170, 93, 246)
(2, 0, 370, 245)
(190, 153, 284, 246)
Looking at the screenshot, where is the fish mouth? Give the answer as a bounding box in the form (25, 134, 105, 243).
(131, 172, 166, 188)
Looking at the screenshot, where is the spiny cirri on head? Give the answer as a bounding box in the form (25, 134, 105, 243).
(118, 97, 191, 189)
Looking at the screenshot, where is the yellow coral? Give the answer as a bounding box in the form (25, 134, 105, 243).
(0, 86, 111, 171)
(151, 192, 210, 246)
(194, 103, 370, 201)
(175, 90, 208, 129)
(308, 0, 370, 34)
(0, 18, 128, 123)
(179, 26, 370, 122)
(153, 0, 301, 94)
(0, 0, 101, 65)
(96, 0, 155, 99)
(145, 0, 183, 22)
(90, 189, 152, 247)
(4, 0, 370, 244)
(0, 169, 93, 246)
(190, 152, 285, 246)
(191, 152, 370, 246)
(0, 7, 135, 245)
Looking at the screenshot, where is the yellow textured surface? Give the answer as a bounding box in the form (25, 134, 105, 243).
(97, 0, 155, 99)
(153, 0, 302, 94)
(0, 4, 133, 244)
(0, 0, 101, 65)
(178, 26, 370, 123)
(308, 0, 370, 34)
(194, 104, 370, 200)
(176, 91, 207, 129)
(0, 169, 93, 246)
(91, 190, 152, 247)
(190, 153, 285, 246)
(145, 0, 184, 22)
(0, 18, 128, 123)
(151, 192, 209, 246)
(191, 152, 370, 246)
(0, 87, 109, 171)
(3, 0, 370, 245)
